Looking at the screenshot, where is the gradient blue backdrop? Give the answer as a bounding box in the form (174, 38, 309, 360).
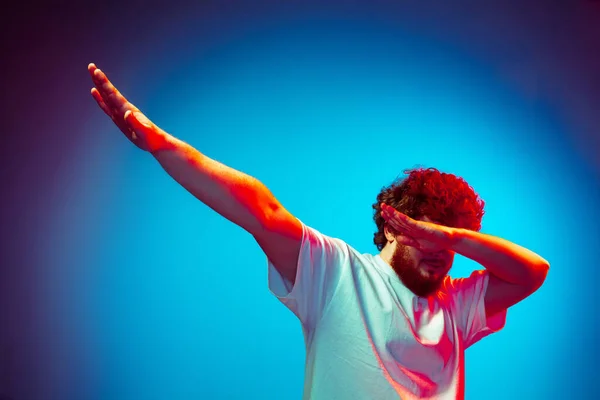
(2, 2, 600, 399)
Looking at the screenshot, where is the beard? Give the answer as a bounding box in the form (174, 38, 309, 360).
(390, 244, 446, 298)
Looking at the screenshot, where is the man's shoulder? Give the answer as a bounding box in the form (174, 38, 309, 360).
(437, 270, 489, 304)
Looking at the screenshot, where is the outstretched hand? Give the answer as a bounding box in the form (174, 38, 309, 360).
(380, 203, 456, 253)
(88, 63, 166, 153)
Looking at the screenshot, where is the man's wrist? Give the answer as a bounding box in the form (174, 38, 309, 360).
(447, 227, 471, 251)
(149, 130, 178, 155)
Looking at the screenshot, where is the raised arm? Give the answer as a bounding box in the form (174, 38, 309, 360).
(88, 63, 302, 283)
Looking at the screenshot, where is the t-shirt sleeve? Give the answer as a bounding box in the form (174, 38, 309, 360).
(446, 269, 507, 349)
(267, 220, 348, 329)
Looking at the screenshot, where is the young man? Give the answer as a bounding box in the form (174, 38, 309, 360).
(88, 63, 549, 399)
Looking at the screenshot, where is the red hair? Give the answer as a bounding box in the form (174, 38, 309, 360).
(372, 167, 485, 250)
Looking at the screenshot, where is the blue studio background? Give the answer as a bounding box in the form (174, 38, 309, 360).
(2, 1, 599, 399)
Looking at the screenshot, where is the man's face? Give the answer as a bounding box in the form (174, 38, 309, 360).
(389, 216, 455, 297)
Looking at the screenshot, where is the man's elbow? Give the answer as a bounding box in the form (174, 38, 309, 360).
(529, 260, 550, 291)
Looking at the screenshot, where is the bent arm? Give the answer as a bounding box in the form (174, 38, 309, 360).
(151, 135, 281, 235)
(450, 229, 550, 317)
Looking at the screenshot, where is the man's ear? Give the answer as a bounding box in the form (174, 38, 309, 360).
(383, 223, 396, 243)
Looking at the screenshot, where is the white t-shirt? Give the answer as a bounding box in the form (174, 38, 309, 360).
(268, 221, 507, 400)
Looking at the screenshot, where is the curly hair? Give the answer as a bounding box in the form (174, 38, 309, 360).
(372, 167, 485, 251)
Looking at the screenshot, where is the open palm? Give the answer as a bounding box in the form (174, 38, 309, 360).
(88, 63, 165, 153)
(381, 203, 455, 253)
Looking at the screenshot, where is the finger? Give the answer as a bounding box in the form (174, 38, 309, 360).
(91, 67, 132, 115)
(389, 209, 413, 225)
(381, 204, 396, 221)
(384, 210, 413, 232)
(386, 219, 408, 236)
(381, 203, 393, 215)
(91, 86, 138, 141)
(381, 204, 408, 222)
(90, 87, 112, 117)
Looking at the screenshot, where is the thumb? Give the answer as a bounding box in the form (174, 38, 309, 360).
(124, 110, 153, 134)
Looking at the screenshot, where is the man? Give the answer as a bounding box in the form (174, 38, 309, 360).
(88, 63, 549, 399)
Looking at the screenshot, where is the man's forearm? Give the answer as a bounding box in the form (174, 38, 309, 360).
(449, 228, 549, 287)
(150, 133, 280, 234)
